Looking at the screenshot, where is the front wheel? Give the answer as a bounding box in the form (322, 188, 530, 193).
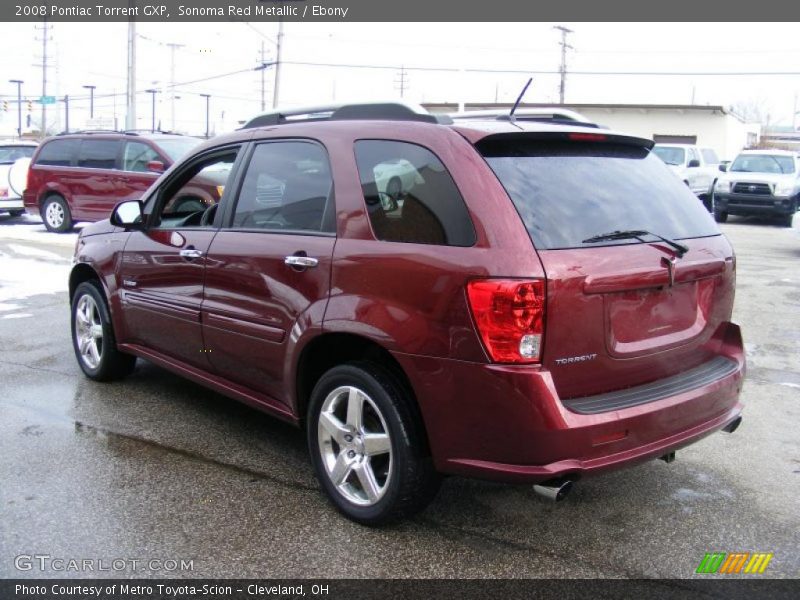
(307, 361, 440, 525)
(780, 212, 794, 228)
(41, 195, 73, 233)
(71, 281, 136, 381)
(714, 209, 728, 223)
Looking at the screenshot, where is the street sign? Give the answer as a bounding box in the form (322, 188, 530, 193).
(37, 96, 56, 105)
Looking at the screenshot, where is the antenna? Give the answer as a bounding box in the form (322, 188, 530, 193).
(509, 77, 533, 121)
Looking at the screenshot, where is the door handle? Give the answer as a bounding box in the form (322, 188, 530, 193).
(179, 248, 204, 260)
(284, 255, 319, 269)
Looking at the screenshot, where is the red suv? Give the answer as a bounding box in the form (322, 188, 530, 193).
(23, 131, 200, 232)
(69, 103, 745, 524)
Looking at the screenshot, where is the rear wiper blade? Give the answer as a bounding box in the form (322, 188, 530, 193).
(581, 229, 688, 257)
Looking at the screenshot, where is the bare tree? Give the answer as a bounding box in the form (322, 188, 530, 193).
(730, 98, 771, 126)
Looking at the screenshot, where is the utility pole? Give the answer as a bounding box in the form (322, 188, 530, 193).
(553, 25, 573, 104)
(394, 66, 409, 98)
(82, 84, 96, 119)
(793, 93, 798, 131)
(166, 42, 184, 131)
(273, 20, 284, 108)
(34, 20, 52, 139)
(126, 17, 137, 129)
(199, 93, 210, 138)
(63, 95, 69, 132)
(8, 80, 23, 139)
(145, 88, 158, 132)
(259, 41, 269, 111)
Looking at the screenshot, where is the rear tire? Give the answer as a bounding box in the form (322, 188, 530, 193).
(714, 210, 728, 223)
(41, 195, 73, 233)
(307, 361, 440, 525)
(7, 209, 24, 218)
(71, 281, 136, 381)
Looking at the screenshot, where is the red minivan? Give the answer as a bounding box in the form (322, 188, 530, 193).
(23, 131, 200, 232)
(68, 103, 745, 524)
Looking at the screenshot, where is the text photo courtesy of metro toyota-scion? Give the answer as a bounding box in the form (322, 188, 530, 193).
(0, 3, 799, 599)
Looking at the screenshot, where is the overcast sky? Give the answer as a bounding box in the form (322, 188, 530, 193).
(1, 21, 799, 136)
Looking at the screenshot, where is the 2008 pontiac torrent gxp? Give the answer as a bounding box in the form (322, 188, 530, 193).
(69, 103, 745, 524)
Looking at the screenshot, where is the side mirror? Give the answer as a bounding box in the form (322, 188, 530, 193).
(146, 160, 166, 174)
(110, 200, 144, 230)
(687, 159, 701, 168)
(718, 164, 728, 172)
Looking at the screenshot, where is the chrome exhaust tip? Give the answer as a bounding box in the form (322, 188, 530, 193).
(722, 416, 742, 434)
(533, 478, 573, 502)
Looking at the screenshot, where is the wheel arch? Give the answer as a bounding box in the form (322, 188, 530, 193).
(294, 332, 432, 454)
(69, 262, 105, 305)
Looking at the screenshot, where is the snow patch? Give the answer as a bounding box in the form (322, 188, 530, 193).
(0, 251, 70, 302)
(2, 313, 32, 320)
(8, 243, 67, 262)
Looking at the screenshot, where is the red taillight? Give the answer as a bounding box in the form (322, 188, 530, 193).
(466, 279, 545, 364)
(568, 133, 607, 142)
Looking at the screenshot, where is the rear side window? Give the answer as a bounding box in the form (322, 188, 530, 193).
(232, 141, 335, 234)
(34, 139, 79, 167)
(480, 139, 719, 250)
(0, 146, 35, 164)
(77, 140, 120, 169)
(354, 140, 476, 247)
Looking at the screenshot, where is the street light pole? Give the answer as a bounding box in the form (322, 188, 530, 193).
(82, 85, 96, 119)
(145, 89, 158, 132)
(199, 93, 210, 138)
(8, 79, 23, 139)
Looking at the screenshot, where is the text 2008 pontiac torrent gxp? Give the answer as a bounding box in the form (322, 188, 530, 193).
(69, 103, 744, 524)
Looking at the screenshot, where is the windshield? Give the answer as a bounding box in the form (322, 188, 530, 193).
(480, 139, 719, 250)
(652, 146, 686, 166)
(0, 145, 36, 164)
(730, 154, 795, 174)
(155, 138, 202, 162)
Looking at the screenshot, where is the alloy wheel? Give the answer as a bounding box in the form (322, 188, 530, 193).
(74, 294, 104, 369)
(45, 201, 65, 229)
(317, 385, 393, 506)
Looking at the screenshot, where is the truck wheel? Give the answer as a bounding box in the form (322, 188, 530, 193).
(41, 195, 73, 233)
(308, 361, 441, 525)
(780, 212, 794, 228)
(714, 210, 728, 223)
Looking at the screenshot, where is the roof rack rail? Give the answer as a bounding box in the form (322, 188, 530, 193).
(55, 129, 184, 137)
(450, 108, 603, 129)
(56, 129, 133, 136)
(241, 102, 453, 129)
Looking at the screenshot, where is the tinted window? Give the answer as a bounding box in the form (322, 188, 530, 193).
(35, 139, 79, 167)
(0, 145, 35, 164)
(123, 141, 161, 172)
(701, 148, 719, 164)
(688, 147, 701, 163)
(480, 139, 719, 251)
(154, 150, 239, 229)
(155, 138, 202, 162)
(354, 140, 475, 246)
(77, 140, 119, 169)
(232, 142, 334, 233)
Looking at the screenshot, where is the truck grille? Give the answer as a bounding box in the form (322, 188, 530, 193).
(733, 182, 772, 195)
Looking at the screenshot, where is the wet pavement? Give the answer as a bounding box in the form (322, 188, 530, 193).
(0, 213, 798, 579)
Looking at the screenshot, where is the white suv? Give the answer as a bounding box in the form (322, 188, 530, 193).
(0, 141, 37, 217)
(652, 143, 721, 210)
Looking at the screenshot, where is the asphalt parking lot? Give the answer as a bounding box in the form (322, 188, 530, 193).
(0, 214, 798, 579)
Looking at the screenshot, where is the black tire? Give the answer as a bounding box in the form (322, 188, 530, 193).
(71, 280, 136, 381)
(307, 361, 440, 525)
(714, 210, 728, 223)
(41, 194, 73, 233)
(7, 209, 24, 218)
(780, 212, 794, 228)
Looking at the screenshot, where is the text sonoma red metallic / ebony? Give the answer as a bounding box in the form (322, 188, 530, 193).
(68, 103, 745, 524)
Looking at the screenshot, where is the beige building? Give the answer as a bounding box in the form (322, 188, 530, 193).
(424, 103, 761, 162)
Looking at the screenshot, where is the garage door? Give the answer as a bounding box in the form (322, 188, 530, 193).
(653, 134, 697, 144)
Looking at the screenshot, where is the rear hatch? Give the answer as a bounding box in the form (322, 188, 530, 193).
(478, 133, 735, 399)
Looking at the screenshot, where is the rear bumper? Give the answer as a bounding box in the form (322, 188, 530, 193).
(395, 322, 745, 484)
(0, 197, 24, 210)
(715, 193, 797, 216)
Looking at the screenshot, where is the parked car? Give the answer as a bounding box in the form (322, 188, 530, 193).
(652, 143, 721, 210)
(0, 140, 38, 216)
(714, 149, 799, 227)
(69, 103, 744, 524)
(23, 131, 201, 232)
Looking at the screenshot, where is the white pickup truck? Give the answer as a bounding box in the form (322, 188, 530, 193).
(652, 143, 721, 211)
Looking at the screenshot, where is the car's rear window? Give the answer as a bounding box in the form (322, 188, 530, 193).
(479, 139, 720, 250)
